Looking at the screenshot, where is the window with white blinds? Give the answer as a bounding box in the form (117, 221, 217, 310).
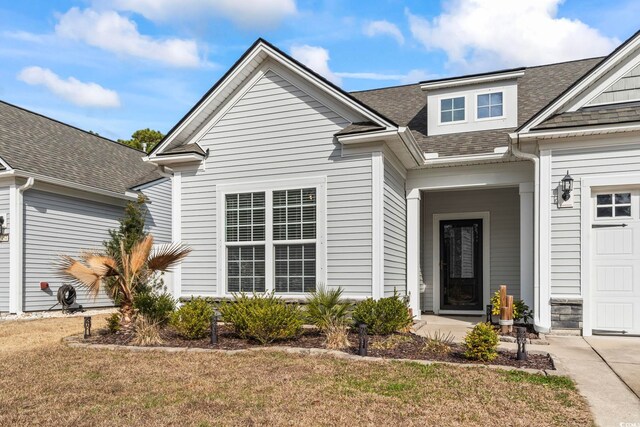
(224, 186, 318, 294)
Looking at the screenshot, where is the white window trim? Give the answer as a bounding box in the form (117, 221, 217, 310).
(216, 176, 327, 298)
(438, 95, 467, 126)
(432, 211, 491, 315)
(475, 91, 505, 122)
(593, 191, 633, 219)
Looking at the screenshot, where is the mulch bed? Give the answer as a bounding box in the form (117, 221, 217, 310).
(90, 325, 553, 370)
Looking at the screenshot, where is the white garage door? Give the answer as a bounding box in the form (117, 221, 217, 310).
(591, 190, 640, 334)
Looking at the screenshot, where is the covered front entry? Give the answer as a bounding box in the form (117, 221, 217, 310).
(405, 161, 536, 322)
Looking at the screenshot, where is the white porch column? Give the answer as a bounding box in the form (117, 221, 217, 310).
(171, 171, 182, 300)
(406, 189, 421, 316)
(519, 182, 534, 310)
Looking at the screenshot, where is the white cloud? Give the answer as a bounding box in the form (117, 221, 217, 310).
(363, 20, 405, 45)
(290, 45, 342, 86)
(102, 0, 297, 28)
(407, 0, 619, 71)
(336, 69, 432, 84)
(55, 8, 202, 67)
(17, 66, 121, 108)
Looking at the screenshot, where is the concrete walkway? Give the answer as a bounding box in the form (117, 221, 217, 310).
(585, 335, 640, 399)
(547, 336, 640, 427)
(414, 315, 640, 426)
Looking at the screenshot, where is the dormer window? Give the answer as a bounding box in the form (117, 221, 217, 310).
(477, 92, 503, 119)
(440, 96, 465, 123)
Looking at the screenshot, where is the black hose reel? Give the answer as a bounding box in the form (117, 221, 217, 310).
(57, 284, 83, 313)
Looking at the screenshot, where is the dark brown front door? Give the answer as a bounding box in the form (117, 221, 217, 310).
(440, 219, 483, 311)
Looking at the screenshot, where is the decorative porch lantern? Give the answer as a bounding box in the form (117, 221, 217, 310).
(561, 170, 574, 201)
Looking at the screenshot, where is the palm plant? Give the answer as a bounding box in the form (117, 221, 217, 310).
(305, 285, 352, 349)
(59, 235, 190, 331)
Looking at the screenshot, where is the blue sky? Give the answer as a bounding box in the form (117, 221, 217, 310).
(0, 0, 638, 140)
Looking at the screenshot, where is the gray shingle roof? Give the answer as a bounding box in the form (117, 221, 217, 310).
(350, 57, 603, 156)
(159, 143, 206, 156)
(534, 102, 640, 130)
(334, 121, 385, 136)
(0, 101, 163, 194)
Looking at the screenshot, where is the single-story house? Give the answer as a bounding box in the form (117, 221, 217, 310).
(0, 101, 171, 313)
(145, 30, 640, 336)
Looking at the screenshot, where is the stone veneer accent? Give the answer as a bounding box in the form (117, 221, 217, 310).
(550, 298, 583, 330)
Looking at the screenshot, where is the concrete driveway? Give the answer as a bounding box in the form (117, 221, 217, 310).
(585, 335, 640, 399)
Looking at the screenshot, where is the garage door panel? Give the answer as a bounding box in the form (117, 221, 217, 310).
(594, 228, 633, 255)
(594, 302, 634, 330)
(594, 265, 633, 292)
(591, 189, 640, 334)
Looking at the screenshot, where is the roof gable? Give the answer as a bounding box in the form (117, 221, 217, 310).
(150, 38, 397, 158)
(519, 30, 640, 133)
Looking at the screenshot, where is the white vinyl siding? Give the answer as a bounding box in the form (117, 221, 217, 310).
(22, 190, 122, 311)
(383, 158, 407, 297)
(422, 187, 520, 312)
(550, 143, 640, 295)
(142, 178, 172, 244)
(0, 186, 9, 311)
(177, 69, 373, 298)
(588, 62, 640, 105)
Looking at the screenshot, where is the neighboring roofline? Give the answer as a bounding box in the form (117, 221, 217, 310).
(149, 38, 399, 157)
(0, 100, 147, 154)
(0, 169, 138, 201)
(517, 29, 640, 133)
(420, 70, 525, 91)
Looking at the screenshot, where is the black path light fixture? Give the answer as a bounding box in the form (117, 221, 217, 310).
(561, 170, 574, 201)
(84, 316, 92, 339)
(211, 314, 218, 345)
(516, 326, 527, 361)
(358, 324, 369, 356)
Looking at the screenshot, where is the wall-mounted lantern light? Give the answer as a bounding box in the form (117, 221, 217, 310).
(0, 215, 5, 236)
(561, 170, 574, 201)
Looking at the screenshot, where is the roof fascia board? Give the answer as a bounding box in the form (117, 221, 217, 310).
(421, 152, 510, 167)
(337, 128, 424, 168)
(336, 129, 399, 144)
(420, 70, 525, 91)
(146, 153, 204, 165)
(6, 170, 137, 201)
(518, 121, 640, 139)
(518, 31, 640, 133)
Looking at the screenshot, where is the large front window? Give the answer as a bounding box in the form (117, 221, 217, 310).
(225, 192, 265, 292)
(225, 187, 318, 294)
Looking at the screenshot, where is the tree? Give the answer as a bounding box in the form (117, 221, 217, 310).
(59, 235, 190, 331)
(117, 128, 164, 152)
(105, 194, 148, 258)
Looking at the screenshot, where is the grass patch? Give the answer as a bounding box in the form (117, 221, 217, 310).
(0, 316, 593, 426)
(500, 370, 576, 390)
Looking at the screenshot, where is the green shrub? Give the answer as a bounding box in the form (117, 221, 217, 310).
(305, 285, 351, 331)
(423, 330, 454, 354)
(106, 312, 121, 333)
(219, 293, 303, 344)
(134, 292, 176, 326)
(513, 300, 533, 324)
(351, 292, 412, 335)
(463, 322, 499, 361)
(170, 297, 214, 339)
